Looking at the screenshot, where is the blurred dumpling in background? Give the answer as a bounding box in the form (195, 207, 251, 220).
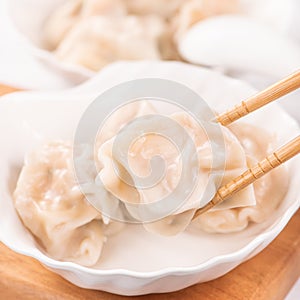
(44, 0, 126, 50)
(44, 0, 83, 50)
(80, 0, 126, 17)
(124, 0, 184, 19)
(54, 15, 167, 71)
(172, 0, 238, 42)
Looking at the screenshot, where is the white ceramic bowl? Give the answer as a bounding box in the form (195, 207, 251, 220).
(0, 62, 299, 295)
(7, 0, 94, 84)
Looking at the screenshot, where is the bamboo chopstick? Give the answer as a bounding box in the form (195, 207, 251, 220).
(216, 70, 300, 126)
(193, 135, 300, 219)
(193, 70, 300, 219)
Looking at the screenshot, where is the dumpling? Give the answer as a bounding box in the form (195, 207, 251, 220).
(191, 123, 289, 233)
(96, 109, 256, 235)
(13, 141, 107, 266)
(44, 0, 126, 50)
(125, 0, 184, 19)
(172, 0, 238, 42)
(54, 15, 166, 70)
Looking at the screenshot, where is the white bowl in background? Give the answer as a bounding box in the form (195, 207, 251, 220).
(0, 61, 299, 295)
(7, 0, 94, 84)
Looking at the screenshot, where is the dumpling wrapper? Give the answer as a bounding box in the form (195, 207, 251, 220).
(14, 141, 106, 266)
(96, 100, 157, 150)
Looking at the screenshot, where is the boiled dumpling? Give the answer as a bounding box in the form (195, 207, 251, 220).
(96, 108, 256, 235)
(14, 141, 107, 266)
(191, 123, 289, 233)
(55, 15, 166, 71)
(44, 0, 126, 50)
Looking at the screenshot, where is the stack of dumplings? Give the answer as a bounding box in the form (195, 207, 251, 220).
(13, 100, 288, 266)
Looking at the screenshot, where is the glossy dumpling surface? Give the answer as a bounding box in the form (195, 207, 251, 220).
(96, 105, 257, 235)
(13, 141, 105, 266)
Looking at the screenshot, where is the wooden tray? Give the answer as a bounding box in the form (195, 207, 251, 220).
(0, 85, 299, 300)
